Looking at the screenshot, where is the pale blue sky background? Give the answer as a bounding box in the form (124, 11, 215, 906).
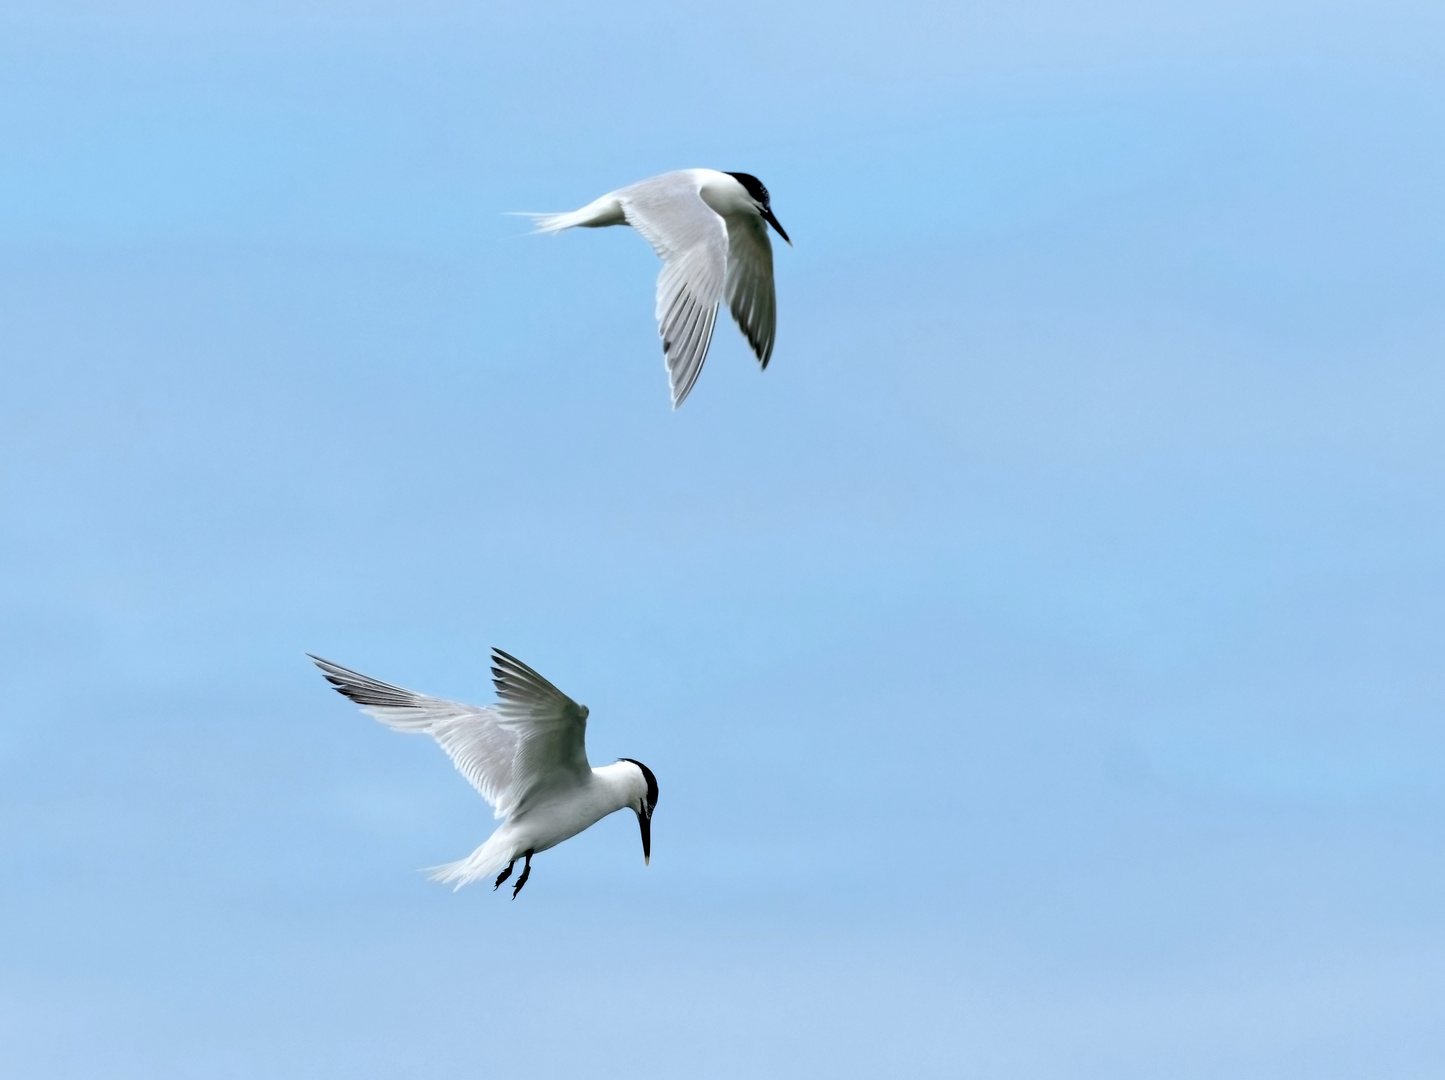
(2, 1, 1444, 1076)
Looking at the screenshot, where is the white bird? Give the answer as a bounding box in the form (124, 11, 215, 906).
(526, 169, 791, 408)
(310, 649, 658, 898)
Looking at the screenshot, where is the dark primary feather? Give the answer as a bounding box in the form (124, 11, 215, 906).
(309, 654, 422, 709)
(490, 647, 583, 718)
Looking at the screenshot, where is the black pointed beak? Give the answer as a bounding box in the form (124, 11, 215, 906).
(637, 810, 651, 865)
(761, 206, 791, 246)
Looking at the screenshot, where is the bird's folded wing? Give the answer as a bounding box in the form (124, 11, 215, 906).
(311, 655, 529, 819)
(620, 177, 728, 408)
(723, 213, 777, 369)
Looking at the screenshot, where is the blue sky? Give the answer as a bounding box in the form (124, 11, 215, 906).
(2, 1, 1443, 1076)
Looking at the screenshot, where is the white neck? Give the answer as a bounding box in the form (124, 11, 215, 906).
(697, 170, 756, 218)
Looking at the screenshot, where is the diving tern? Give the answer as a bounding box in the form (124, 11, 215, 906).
(526, 168, 791, 408)
(310, 649, 658, 898)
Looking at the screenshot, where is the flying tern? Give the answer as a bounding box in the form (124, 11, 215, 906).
(526, 168, 791, 408)
(310, 649, 658, 899)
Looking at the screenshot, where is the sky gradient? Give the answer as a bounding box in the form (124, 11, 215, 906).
(3, 2, 1444, 1076)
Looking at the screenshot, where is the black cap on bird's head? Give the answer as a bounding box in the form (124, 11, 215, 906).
(619, 757, 659, 865)
(725, 171, 791, 246)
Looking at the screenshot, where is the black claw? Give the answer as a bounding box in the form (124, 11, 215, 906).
(493, 860, 515, 891)
(511, 851, 534, 900)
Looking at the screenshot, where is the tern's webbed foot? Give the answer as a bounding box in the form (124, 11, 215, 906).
(511, 851, 534, 900)
(493, 860, 514, 891)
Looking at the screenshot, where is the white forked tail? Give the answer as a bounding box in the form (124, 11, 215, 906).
(517, 194, 626, 234)
(426, 834, 512, 891)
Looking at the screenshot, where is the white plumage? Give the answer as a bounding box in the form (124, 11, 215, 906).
(526, 168, 790, 408)
(311, 649, 658, 897)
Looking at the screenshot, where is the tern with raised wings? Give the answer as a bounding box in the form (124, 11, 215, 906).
(310, 649, 658, 898)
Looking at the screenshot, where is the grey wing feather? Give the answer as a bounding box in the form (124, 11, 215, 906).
(487, 647, 591, 807)
(310, 654, 523, 817)
(724, 213, 777, 369)
(489, 647, 582, 720)
(618, 174, 728, 408)
(656, 266, 719, 408)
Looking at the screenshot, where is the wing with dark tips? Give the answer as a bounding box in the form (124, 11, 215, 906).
(310, 650, 590, 819)
(723, 212, 777, 369)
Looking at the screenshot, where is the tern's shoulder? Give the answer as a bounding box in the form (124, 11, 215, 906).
(616, 169, 712, 202)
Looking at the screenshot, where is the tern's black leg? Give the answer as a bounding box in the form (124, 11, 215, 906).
(511, 850, 534, 900)
(493, 859, 515, 891)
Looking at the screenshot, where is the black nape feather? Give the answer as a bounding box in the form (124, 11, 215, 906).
(725, 171, 771, 208)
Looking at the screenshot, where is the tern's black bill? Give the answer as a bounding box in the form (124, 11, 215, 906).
(762, 206, 791, 246)
(637, 810, 652, 865)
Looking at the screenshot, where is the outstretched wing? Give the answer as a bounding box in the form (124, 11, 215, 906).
(311, 649, 590, 821)
(723, 211, 777, 369)
(488, 647, 591, 805)
(619, 173, 728, 408)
